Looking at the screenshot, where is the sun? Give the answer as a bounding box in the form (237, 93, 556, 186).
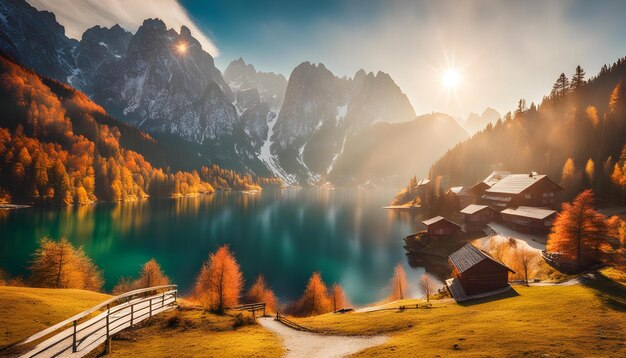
(175, 42, 188, 55)
(442, 69, 461, 89)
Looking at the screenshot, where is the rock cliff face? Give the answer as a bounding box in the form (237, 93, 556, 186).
(93, 19, 236, 144)
(1, 0, 469, 184)
(0, 0, 77, 82)
(266, 62, 418, 184)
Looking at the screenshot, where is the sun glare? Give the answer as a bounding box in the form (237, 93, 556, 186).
(176, 42, 188, 55)
(443, 69, 461, 89)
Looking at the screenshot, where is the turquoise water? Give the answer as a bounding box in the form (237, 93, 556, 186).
(0, 189, 434, 305)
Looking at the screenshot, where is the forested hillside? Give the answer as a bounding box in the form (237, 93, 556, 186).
(0, 56, 276, 205)
(426, 59, 626, 203)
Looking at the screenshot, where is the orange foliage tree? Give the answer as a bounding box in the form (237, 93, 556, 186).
(245, 274, 277, 313)
(330, 283, 350, 312)
(389, 264, 408, 301)
(293, 272, 332, 316)
(194, 245, 243, 312)
(547, 190, 610, 271)
(113, 258, 170, 294)
(29, 237, 103, 291)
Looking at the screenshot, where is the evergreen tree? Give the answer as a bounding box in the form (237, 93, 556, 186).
(551, 73, 570, 98)
(570, 65, 586, 90)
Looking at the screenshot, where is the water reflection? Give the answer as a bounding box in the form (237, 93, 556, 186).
(0, 189, 437, 305)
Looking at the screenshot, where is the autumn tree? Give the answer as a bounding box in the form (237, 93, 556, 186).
(330, 283, 350, 312)
(29, 237, 103, 291)
(547, 190, 610, 271)
(419, 273, 437, 302)
(293, 272, 332, 316)
(136, 259, 170, 288)
(389, 264, 408, 301)
(514, 246, 539, 284)
(194, 245, 243, 312)
(245, 274, 277, 313)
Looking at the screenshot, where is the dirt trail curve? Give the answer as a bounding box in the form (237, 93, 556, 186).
(258, 317, 387, 358)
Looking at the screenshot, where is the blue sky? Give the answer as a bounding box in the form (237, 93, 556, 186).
(31, 0, 626, 118)
(180, 0, 626, 117)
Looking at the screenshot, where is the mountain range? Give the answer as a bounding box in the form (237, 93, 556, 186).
(0, 0, 469, 186)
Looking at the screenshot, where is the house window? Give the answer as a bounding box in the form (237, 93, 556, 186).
(525, 194, 531, 199)
(545, 220, 552, 227)
(549, 192, 554, 197)
(543, 193, 548, 197)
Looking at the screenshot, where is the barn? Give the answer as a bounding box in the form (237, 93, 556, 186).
(459, 204, 499, 233)
(448, 243, 515, 296)
(422, 216, 461, 239)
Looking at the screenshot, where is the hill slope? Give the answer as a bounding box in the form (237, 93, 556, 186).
(427, 58, 626, 202)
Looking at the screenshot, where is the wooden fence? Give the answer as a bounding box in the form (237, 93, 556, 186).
(227, 302, 266, 318)
(275, 312, 314, 332)
(19, 285, 178, 357)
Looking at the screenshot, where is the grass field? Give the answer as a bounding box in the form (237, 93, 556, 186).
(295, 270, 626, 357)
(0, 286, 111, 347)
(101, 301, 284, 358)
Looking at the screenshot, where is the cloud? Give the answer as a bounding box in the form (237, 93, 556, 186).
(27, 0, 219, 56)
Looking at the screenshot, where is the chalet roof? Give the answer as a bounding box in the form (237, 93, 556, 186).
(422, 216, 461, 228)
(422, 216, 445, 226)
(460, 204, 493, 215)
(449, 243, 515, 274)
(483, 171, 511, 187)
(501, 206, 556, 220)
(485, 173, 549, 195)
(417, 179, 431, 186)
(448, 186, 472, 196)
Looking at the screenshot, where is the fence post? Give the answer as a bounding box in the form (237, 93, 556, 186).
(72, 320, 77, 352)
(162, 293, 165, 308)
(104, 305, 111, 354)
(149, 298, 153, 317)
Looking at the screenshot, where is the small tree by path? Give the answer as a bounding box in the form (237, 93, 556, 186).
(293, 272, 332, 316)
(514, 247, 539, 285)
(246, 274, 277, 313)
(194, 245, 243, 313)
(389, 264, 408, 301)
(419, 273, 437, 302)
(331, 283, 350, 312)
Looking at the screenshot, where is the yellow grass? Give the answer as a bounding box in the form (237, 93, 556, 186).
(0, 286, 111, 347)
(296, 278, 626, 357)
(104, 301, 284, 358)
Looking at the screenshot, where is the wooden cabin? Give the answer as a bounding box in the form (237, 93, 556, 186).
(459, 204, 499, 233)
(448, 243, 515, 295)
(422, 216, 461, 239)
(480, 173, 562, 209)
(500, 206, 557, 234)
(445, 186, 475, 210)
(470, 171, 510, 198)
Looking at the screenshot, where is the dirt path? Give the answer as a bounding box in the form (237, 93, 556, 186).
(258, 317, 387, 358)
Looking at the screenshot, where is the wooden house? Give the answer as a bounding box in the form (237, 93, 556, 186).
(448, 243, 515, 295)
(422, 216, 461, 239)
(480, 173, 562, 209)
(470, 171, 510, 198)
(445, 186, 475, 210)
(500, 206, 557, 234)
(459, 204, 499, 233)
